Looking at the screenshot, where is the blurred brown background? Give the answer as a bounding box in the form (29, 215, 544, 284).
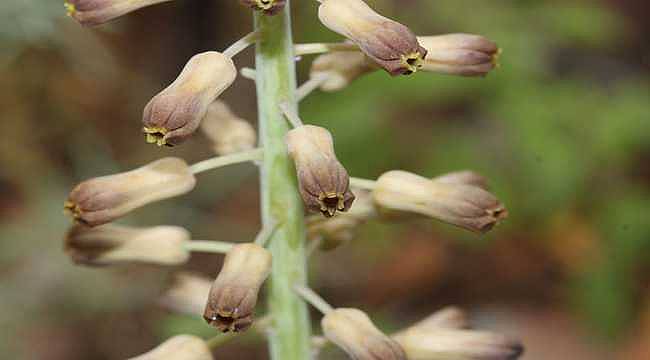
(1, 0, 649, 359)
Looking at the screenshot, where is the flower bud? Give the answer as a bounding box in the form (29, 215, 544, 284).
(239, 0, 286, 15)
(65, 224, 190, 266)
(318, 0, 427, 76)
(286, 125, 355, 217)
(65, 0, 172, 27)
(322, 308, 407, 360)
(199, 101, 257, 155)
(432, 170, 489, 190)
(143, 52, 237, 147)
(373, 171, 507, 234)
(310, 51, 376, 92)
(203, 243, 271, 333)
(64, 157, 196, 227)
(159, 273, 212, 316)
(128, 335, 212, 360)
(393, 328, 523, 360)
(307, 190, 376, 250)
(418, 34, 499, 77)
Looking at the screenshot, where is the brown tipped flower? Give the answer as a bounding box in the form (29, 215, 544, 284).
(64, 224, 190, 266)
(310, 51, 376, 92)
(128, 335, 212, 360)
(373, 171, 507, 233)
(418, 34, 499, 77)
(307, 190, 376, 250)
(393, 328, 523, 360)
(322, 308, 407, 360)
(143, 52, 237, 147)
(199, 101, 257, 155)
(64, 158, 195, 227)
(203, 243, 271, 333)
(318, 0, 427, 76)
(64, 0, 172, 27)
(239, 0, 286, 15)
(159, 272, 212, 316)
(286, 125, 355, 217)
(432, 170, 490, 190)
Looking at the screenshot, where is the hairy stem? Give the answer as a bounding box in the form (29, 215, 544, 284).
(254, 4, 312, 360)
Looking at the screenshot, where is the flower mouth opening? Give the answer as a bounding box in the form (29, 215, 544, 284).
(204, 313, 252, 333)
(400, 52, 424, 75)
(64, 1, 76, 16)
(143, 127, 172, 147)
(64, 201, 84, 222)
(256, 0, 273, 10)
(319, 192, 345, 217)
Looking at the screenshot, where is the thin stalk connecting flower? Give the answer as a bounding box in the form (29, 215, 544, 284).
(294, 42, 359, 56)
(293, 285, 334, 314)
(223, 31, 261, 58)
(189, 148, 264, 174)
(278, 102, 303, 128)
(296, 74, 330, 101)
(183, 240, 235, 254)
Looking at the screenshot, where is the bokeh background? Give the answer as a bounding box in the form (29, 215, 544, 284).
(1, 0, 649, 359)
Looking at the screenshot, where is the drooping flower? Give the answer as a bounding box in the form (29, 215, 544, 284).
(418, 34, 500, 77)
(322, 308, 407, 360)
(200, 101, 257, 155)
(143, 52, 237, 147)
(203, 243, 272, 332)
(64, 0, 172, 27)
(318, 0, 427, 76)
(159, 272, 212, 316)
(286, 125, 355, 217)
(127, 335, 213, 360)
(64, 157, 196, 227)
(309, 50, 376, 92)
(373, 170, 507, 233)
(65, 223, 191, 266)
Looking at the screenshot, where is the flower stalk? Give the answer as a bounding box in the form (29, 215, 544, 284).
(253, 3, 312, 360)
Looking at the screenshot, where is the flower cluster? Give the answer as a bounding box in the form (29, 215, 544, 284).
(62, 0, 519, 359)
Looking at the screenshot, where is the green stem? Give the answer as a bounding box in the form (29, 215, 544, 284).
(254, 4, 312, 360)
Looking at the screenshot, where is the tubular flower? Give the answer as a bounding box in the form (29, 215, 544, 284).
(373, 170, 507, 234)
(64, 157, 196, 227)
(159, 272, 212, 316)
(203, 244, 272, 333)
(418, 34, 500, 77)
(322, 308, 407, 360)
(65, 224, 190, 266)
(306, 190, 376, 250)
(393, 328, 523, 360)
(128, 335, 213, 360)
(64, 0, 172, 27)
(401, 306, 469, 331)
(309, 50, 376, 92)
(143, 52, 237, 147)
(318, 0, 427, 76)
(432, 170, 489, 190)
(200, 101, 257, 155)
(286, 125, 355, 217)
(239, 0, 286, 16)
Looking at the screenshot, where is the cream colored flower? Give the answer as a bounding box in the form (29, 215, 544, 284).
(373, 170, 507, 233)
(143, 52, 237, 146)
(286, 125, 355, 217)
(322, 308, 407, 360)
(65, 224, 190, 266)
(203, 244, 272, 332)
(318, 0, 427, 76)
(418, 34, 499, 77)
(65, 0, 172, 27)
(309, 51, 376, 92)
(432, 170, 489, 190)
(200, 101, 257, 155)
(159, 272, 212, 316)
(64, 157, 196, 227)
(128, 335, 212, 360)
